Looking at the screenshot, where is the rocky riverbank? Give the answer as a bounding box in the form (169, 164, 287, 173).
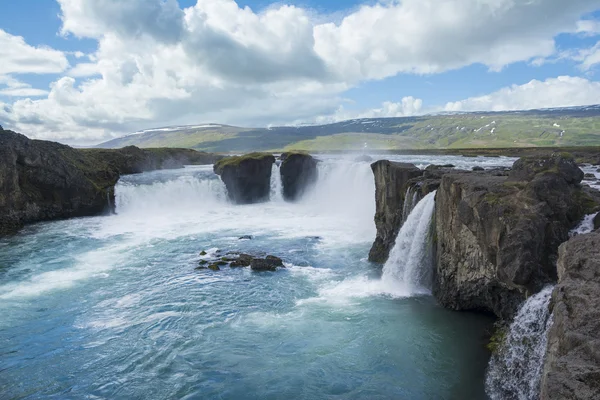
(0, 128, 222, 236)
(370, 152, 600, 399)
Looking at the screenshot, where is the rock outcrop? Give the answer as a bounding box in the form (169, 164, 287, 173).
(213, 153, 276, 204)
(0, 129, 221, 236)
(434, 154, 596, 319)
(368, 161, 423, 263)
(279, 152, 318, 201)
(540, 231, 600, 400)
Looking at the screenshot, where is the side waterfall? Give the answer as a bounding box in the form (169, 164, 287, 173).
(486, 286, 555, 400)
(381, 191, 437, 294)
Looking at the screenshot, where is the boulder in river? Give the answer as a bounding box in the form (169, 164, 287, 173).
(251, 255, 284, 271)
(214, 153, 276, 204)
(280, 152, 318, 201)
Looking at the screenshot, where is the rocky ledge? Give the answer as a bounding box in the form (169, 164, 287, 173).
(540, 231, 600, 400)
(214, 153, 276, 204)
(434, 153, 597, 319)
(0, 128, 221, 236)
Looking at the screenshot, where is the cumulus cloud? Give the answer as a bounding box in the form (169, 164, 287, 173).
(0, 29, 68, 75)
(444, 76, 600, 112)
(1, 0, 600, 143)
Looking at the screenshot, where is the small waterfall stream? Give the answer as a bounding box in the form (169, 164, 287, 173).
(486, 286, 555, 400)
(270, 163, 284, 202)
(382, 191, 437, 294)
(401, 186, 421, 225)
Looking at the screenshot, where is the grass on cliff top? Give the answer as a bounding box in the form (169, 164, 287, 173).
(214, 152, 274, 173)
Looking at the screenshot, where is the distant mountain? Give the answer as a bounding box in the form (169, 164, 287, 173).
(97, 105, 600, 152)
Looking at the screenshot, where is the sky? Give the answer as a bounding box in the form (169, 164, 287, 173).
(1, 0, 600, 145)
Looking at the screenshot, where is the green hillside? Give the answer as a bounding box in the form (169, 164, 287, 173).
(97, 106, 600, 152)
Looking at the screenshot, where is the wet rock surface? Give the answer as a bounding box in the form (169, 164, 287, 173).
(196, 251, 285, 272)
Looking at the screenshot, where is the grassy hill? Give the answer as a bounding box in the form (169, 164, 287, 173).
(97, 106, 600, 152)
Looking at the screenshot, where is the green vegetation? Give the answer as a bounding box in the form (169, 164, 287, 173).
(214, 152, 274, 174)
(487, 325, 508, 354)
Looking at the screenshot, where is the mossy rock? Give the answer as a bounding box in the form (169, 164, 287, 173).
(199, 251, 207, 256)
(208, 264, 221, 271)
(213, 153, 275, 175)
(198, 260, 208, 266)
(487, 325, 508, 354)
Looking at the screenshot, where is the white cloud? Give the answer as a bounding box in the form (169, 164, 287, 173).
(576, 19, 600, 36)
(317, 97, 424, 124)
(445, 76, 600, 112)
(0, 29, 68, 75)
(570, 41, 600, 71)
(1, 0, 600, 143)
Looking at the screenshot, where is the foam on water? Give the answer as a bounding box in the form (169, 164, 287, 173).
(570, 212, 598, 237)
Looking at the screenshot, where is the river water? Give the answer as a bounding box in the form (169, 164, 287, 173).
(0, 155, 515, 399)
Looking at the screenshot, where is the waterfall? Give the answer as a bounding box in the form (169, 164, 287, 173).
(381, 191, 437, 294)
(486, 286, 555, 400)
(270, 163, 284, 202)
(115, 171, 226, 215)
(401, 186, 421, 224)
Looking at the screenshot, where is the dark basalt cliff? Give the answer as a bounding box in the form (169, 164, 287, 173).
(279, 152, 318, 201)
(368, 161, 423, 263)
(434, 154, 596, 319)
(540, 231, 600, 400)
(214, 153, 276, 204)
(0, 129, 221, 236)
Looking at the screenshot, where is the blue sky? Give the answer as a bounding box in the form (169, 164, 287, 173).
(1, 0, 600, 144)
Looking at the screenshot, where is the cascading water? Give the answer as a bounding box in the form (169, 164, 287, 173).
(381, 191, 437, 294)
(270, 163, 284, 202)
(570, 212, 599, 237)
(401, 186, 421, 224)
(486, 286, 555, 400)
(115, 169, 226, 215)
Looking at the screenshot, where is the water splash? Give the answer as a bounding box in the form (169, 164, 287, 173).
(270, 163, 284, 202)
(486, 286, 555, 400)
(381, 191, 437, 294)
(570, 212, 598, 237)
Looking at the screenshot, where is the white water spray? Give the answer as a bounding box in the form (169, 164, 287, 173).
(570, 212, 598, 237)
(115, 174, 226, 215)
(270, 163, 284, 202)
(382, 191, 437, 294)
(486, 286, 555, 400)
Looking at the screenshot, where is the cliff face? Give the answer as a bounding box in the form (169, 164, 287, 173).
(434, 154, 593, 319)
(540, 232, 600, 400)
(0, 129, 221, 236)
(279, 152, 318, 201)
(214, 153, 276, 204)
(368, 161, 423, 263)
